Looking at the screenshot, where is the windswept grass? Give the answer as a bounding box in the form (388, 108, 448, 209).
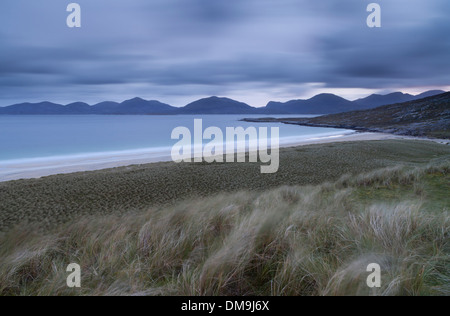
(1, 140, 449, 233)
(0, 162, 448, 296)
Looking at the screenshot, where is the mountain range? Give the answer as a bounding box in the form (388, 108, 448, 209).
(0, 90, 445, 115)
(244, 92, 450, 139)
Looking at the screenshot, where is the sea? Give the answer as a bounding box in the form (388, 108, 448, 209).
(0, 115, 354, 180)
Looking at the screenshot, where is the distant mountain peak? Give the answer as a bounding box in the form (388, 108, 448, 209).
(416, 90, 445, 98)
(123, 97, 147, 103)
(312, 93, 338, 97)
(199, 96, 233, 101)
(355, 89, 445, 108)
(181, 96, 255, 114)
(309, 93, 347, 100)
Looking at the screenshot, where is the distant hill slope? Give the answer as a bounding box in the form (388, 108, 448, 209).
(264, 90, 445, 114)
(354, 92, 416, 108)
(266, 94, 356, 114)
(179, 96, 257, 114)
(185, 91, 446, 114)
(354, 90, 445, 108)
(245, 92, 450, 139)
(102, 98, 177, 114)
(65, 102, 92, 114)
(0, 102, 66, 115)
(0, 98, 177, 115)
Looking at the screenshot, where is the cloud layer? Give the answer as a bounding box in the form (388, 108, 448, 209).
(1, 0, 449, 106)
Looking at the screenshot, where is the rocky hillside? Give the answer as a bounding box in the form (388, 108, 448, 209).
(244, 92, 450, 139)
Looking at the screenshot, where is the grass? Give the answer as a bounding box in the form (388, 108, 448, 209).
(1, 140, 449, 233)
(0, 158, 448, 296)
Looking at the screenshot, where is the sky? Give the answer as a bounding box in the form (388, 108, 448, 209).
(0, 0, 449, 107)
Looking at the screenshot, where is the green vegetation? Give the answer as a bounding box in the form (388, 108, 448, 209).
(0, 140, 448, 296)
(1, 140, 449, 233)
(0, 161, 448, 296)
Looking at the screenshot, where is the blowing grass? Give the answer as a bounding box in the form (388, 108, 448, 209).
(1, 140, 450, 233)
(0, 161, 448, 296)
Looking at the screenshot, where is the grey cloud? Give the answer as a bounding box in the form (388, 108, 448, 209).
(0, 0, 449, 106)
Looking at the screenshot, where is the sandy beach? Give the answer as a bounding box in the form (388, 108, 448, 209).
(1, 138, 449, 233)
(0, 132, 405, 182)
(1, 138, 449, 296)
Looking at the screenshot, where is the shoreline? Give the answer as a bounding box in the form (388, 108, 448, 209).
(0, 132, 438, 182)
(1, 139, 449, 234)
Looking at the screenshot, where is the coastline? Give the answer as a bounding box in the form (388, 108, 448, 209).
(0, 132, 423, 182)
(240, 92, 450, 141)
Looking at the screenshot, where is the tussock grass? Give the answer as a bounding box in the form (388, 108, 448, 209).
(1, 140, 450, 233)
(0, 162, 448, 296)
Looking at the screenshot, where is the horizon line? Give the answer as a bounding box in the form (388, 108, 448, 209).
(1, 88, 448, 109)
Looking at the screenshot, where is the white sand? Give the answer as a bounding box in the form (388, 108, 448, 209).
(0, 132, 443, 182)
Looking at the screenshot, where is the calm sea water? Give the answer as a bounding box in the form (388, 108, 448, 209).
(0, 115, 352, 162)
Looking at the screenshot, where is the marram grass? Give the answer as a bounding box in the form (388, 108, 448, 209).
(0, 162, 448, 296)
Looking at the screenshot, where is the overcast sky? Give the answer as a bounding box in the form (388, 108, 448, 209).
(1, 0, 449, 107)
